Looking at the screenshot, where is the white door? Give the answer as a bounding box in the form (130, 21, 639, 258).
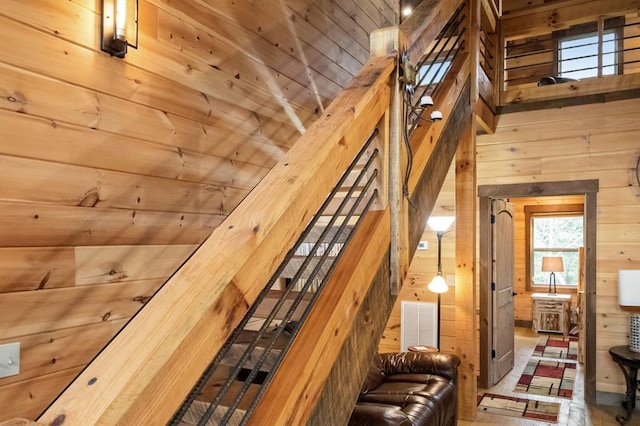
(491, 199, 515, 385)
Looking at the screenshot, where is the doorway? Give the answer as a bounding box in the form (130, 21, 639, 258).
(478, 180, 598, 404)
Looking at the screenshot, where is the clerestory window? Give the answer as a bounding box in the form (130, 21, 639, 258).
(554, 17, 624, 79)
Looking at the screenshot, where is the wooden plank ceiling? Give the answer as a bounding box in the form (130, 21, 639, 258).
(0, 0, 397, 420)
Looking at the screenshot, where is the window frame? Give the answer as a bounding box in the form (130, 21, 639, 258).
(524, 203, 584, 292)
(552, 17, 624, 79)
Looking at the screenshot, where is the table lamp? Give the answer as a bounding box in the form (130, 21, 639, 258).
(542, 256, 564, 294)
(619, 270, 640, 352)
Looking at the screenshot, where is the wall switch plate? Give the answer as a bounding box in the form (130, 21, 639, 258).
(0, 342, 20, 378)
(446, 274, 456, 286)
(417, 241, 428, 250)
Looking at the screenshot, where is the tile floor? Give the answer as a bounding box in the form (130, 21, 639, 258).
(459, 327, 635, 426)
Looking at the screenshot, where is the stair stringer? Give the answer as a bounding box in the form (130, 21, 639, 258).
(308, 249, 393, 425)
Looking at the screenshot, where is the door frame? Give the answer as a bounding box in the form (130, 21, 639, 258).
(478, 180, 598, 404)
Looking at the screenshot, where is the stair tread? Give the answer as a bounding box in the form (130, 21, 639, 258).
(181, 400, 246, 426)
(195, 375, 262, 411)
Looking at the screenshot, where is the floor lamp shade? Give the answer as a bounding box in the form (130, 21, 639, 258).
(619, 270, 640, 352)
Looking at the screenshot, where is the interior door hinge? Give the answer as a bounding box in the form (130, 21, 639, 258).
(491, 349, 496, 359)
(490, 214, 496, 224)
(491, 282, 496, 291)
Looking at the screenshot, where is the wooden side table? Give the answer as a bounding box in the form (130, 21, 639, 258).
(531, 293, 571, 336)
(609, 345, 640, 425)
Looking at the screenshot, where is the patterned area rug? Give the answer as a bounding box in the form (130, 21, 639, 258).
(514, 359, 576, 398)
(477, 392, 560, 423)
(533, 334, 578, 360)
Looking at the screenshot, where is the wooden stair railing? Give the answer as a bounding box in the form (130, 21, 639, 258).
(36, 44, 395, 426)
(28, 0, 472, 424)
(250, 1, 471, 424)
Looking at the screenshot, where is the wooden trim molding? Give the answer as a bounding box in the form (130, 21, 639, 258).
(524, 203, 585, 292)
(478, 179, 598, 404)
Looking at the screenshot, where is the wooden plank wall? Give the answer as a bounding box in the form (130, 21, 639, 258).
(477, 97, 640, 395)
(0, 0, 397, 420)
(379, 162, 457, 354)
(384, 95, 640, 397)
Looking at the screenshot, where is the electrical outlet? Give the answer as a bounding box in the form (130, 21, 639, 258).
(0, 342, 20, 378)
(446, 274, 455, 286)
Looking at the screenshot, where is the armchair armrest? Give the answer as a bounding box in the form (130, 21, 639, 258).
(376, 352, 460, 383)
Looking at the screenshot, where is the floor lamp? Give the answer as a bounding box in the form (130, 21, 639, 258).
(427, 216, 455, 350)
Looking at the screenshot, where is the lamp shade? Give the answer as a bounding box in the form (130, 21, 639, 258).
(619, 270, 640, 306)
(427, 216, 455, 232)
(541, 256, 564, 273)
(428, 275, 449, 294)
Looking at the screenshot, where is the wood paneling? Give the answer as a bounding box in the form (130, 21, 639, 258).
(38, 53, 395, 424)
(0, 368, 83, 422)
(477, 97, 640, 395)
(0, 279, 162, 340)
(0, 0, 394, 420)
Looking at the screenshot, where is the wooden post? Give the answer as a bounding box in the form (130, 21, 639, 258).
(370, 27, 408, 294)
(455, 116, 477, 421)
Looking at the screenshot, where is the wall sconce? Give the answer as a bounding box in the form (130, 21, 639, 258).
(398, 53, 444, 201)
(619, 270, 640, 352)
(101, 0, 138, 58)
(541, 256, 564, 294)
(427, 216, 455, 350)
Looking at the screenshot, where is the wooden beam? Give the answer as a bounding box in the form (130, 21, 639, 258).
(400, 0, 466, 64)
(474, 99, 496, 134)
(481, 0, 497, 33)
(502, 0, 640, 40)
(478, 179, 599, 198)
(500, 73, 640, 110)
(369, 26, 406, 293)
(38, 55, 395, 425)
(307, 251, 393, 424)
(455, 115, 477, 421)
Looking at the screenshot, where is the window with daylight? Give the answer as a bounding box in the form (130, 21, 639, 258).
(417, 58, 452, 86)
(525, 204, 584, 290)
(554, 18, 623, 79)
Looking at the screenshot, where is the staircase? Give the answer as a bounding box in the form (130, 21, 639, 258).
(28, 1, 475, 424)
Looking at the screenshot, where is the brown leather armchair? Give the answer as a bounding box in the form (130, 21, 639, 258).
(349, 351, 460, 426)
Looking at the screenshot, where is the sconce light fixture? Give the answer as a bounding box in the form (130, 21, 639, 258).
(101, 0, 138, 58)
(399, 55, 444, 126)
(427, 216, 455, 350)
(398, 53, 444, 202)
(619, 270, 640, 352)
(541, 256, 564, 294)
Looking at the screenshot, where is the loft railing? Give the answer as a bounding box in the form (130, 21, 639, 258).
(30, 1, 470, 425)
(477, 0, 499, 112)
(500, 3, 640, 108)
(504, 17, 640, 87)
